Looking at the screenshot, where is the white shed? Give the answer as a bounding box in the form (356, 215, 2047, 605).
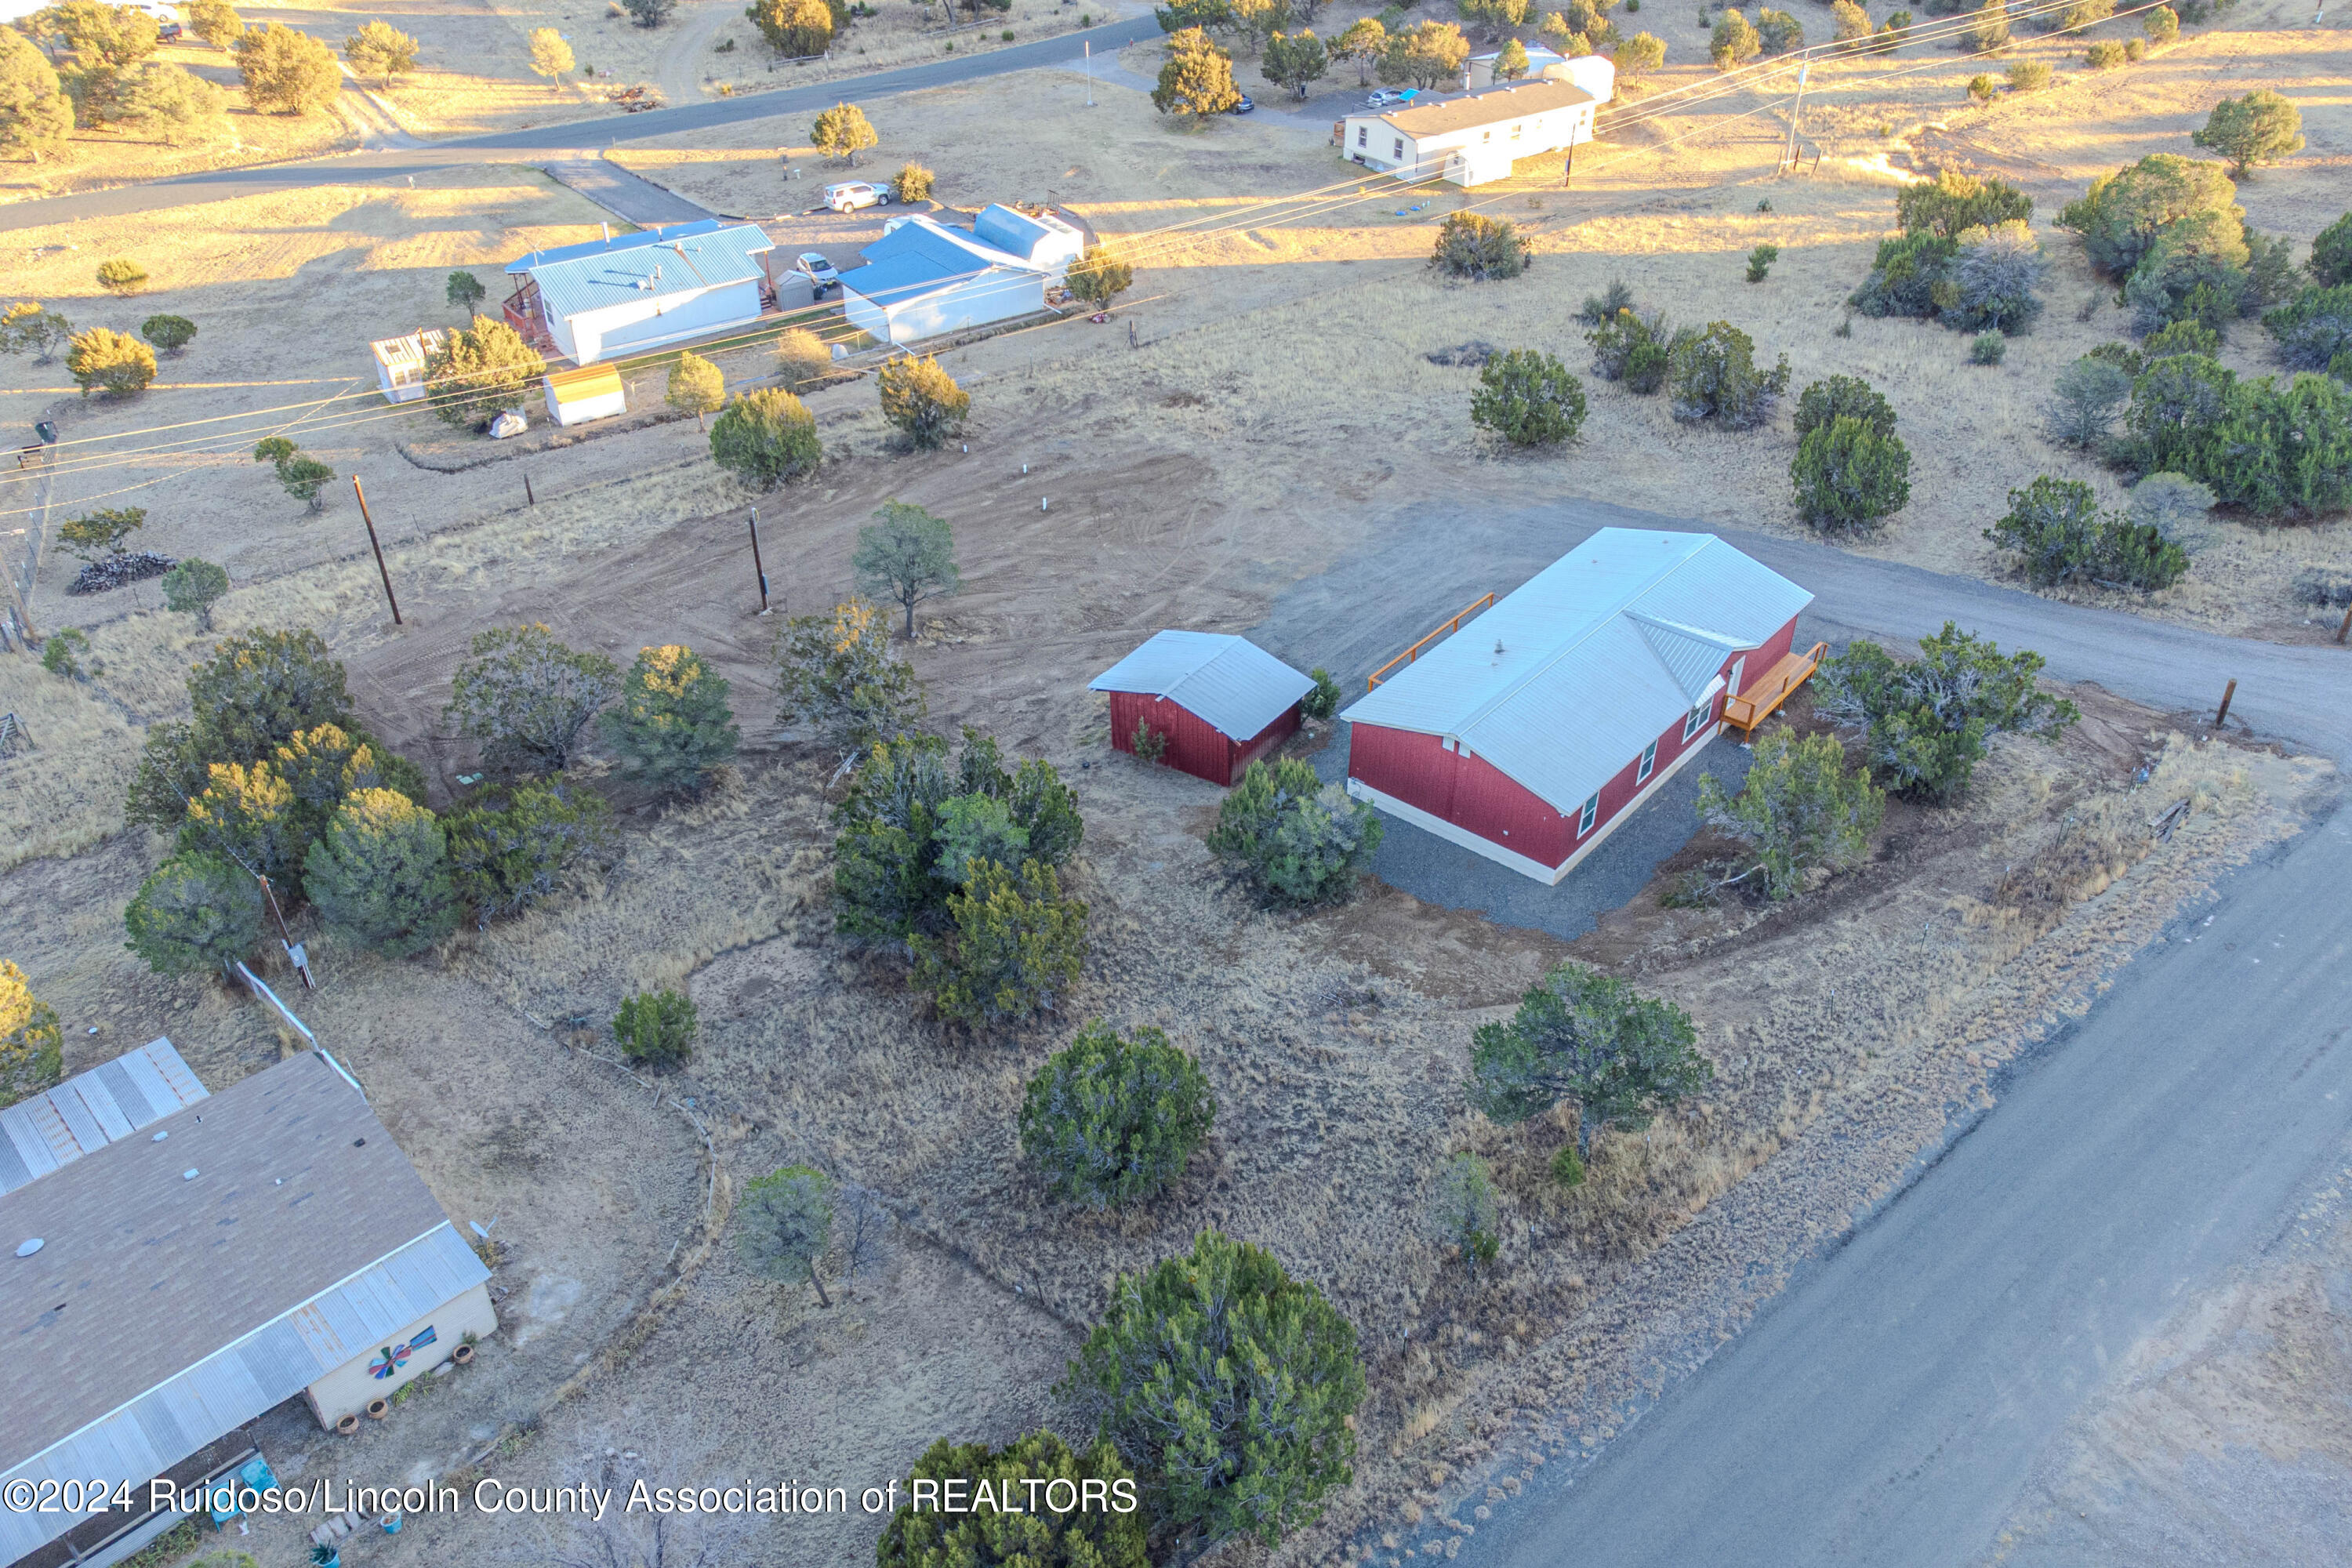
(544, 363, 627, 426)
(971, 204, 1087, 283)
(502, 220, 775, 366)
(838, 216, 1051, 347)
(368, 328, 447, 405)
(1340, 67, 1610, 187)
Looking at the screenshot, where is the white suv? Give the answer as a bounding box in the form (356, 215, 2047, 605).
(822, 181, 884, 213)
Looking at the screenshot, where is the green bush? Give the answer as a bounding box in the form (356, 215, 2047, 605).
(1468, 963, 1711, 1152)
(179, 760, 305, 887)
(775, 598, 927, 757)
(1971, 332, 2007, 365)
(1431, 1151, 1501, 1271)
(1067, 244, 1135, 312)
(96, 257, 147, 295)
(1469, 348, 1587, 447)
(2143, 2, 2178, 42)
(123, 633, 364, 833)
(1576, 278, 1635, 327)
(737, 1164, 834, 1305)
(2144, 317, 2221, 358)
(1791, 416, 1912, 534)
(853, 499, 960, 639)
(1709, 7, 1760, 67)
(445, 623, 620, 775)
(2, 960, 65, 1110)
(303, 788, 459, 954)
(2310, 211, 2352, 288)
(1794, 375, 1896, 440)
(160, 557, 229, 630)
(710, 387, 822, 488)
(1813, 623, 2078, 801)
(1301, 666, 1342, 721)
(612, 988, 698, 1068)
(877, 354, 970, 449)
(40, 627, 90, 679)
(124, 852, 266, 976)
(1666, 319, 1789, 428)
(1745, 242, 1778, 282)
(831, 728, 1083, 939)
(600, 644, 738, 793)
(1019, 1022, 1214, 1207)
(890, 161, 934, 203)
(877, 1433, 1147, 1568)
(1429, 212, 1531, 281)
(2058, 154, 2241, 280)
(2045, 354, 2134, 447)
(1585, 306, 1671, 389)
(140, 314, 196, 354)
(443, 780, 618, 925)
(1943, 220, 2046, 334)
(910, 858, 1088, 1028)
(2122, 354, 2352, 517)
(2005, 58, 2050, 92)
(1207, 756, 1382, 905)
(423, 314, 544, 431)
(1696, 726, 1884, 899)
(65, 326, 156, 396)
(1753, 7, 1802, 53)
(1061, 1229, 1363, 1548)
(2083, 39, 2126, 68)
(2263, 284, 2352, 372)
(2191, 89, 2303, 177)
(1959, 0, 2008, 52)
(1967, 72, 1995, 100)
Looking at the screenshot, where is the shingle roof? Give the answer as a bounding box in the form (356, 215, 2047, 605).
(1340, 531, 1813, 813)
(0, 1053, 484, 1500)
(1376, 76, 1595, 135)
(503, 216, 728, 275)
(524, 223, 774, 325)
(1090, 632, 1315, 742)
(1, 1039, 208, 1196)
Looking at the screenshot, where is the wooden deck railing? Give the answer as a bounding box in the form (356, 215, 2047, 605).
(1722, 641, 1828, 736)
(1367, 593, 1496, 689)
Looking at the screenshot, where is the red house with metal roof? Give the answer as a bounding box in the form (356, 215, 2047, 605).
(1090, 631, 1316, 787)
(1339, 531, 1815, 884)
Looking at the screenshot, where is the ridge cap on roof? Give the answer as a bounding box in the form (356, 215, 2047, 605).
(1622, 607, 1753, 649)
(1446, 532, 1711, 744)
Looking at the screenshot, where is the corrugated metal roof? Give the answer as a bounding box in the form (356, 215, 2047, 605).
(0, 1051, 485, 1558)
(1374, 77, 1595, 136)
(504, 216, 727, 275)
(973, 203, 1070, 260)
(1090, 631, 1314, 742)
(840, 224, 1016, 309)
(0, 1039, 207, 1196)
(526, 223, 774, 325)
(1340, 531, 1813, 813)
(546, 363, 624, 402)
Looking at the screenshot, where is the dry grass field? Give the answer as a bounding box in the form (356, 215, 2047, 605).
(2, 5, 2348, 1565)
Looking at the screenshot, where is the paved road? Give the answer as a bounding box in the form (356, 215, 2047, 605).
(0, 17, 1165, 233)
(1297, 500, 2352, 1568)
(542, 159, 713, 224)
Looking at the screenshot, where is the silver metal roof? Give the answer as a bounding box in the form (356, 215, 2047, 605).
(0, 1038, 207, 1196)
(1089, 631, 1315, 742)
(525, 222, 774, 325)
(1340, 531, 1813, 814)
(0, 1054, 487, 1561)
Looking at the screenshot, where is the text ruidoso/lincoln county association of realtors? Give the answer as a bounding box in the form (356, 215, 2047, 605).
(3, 1474, 1142, 1526)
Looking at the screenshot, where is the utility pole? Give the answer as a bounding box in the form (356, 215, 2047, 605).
(1563, 137, 1574, 188)
(1782, 62, 1809, 175)
(351, 477, 402, 626)
(1083, 40, 1094, 107)
(747, 508, 771, 614)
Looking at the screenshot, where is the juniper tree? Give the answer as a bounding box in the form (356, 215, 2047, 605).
(124, 852, 267, 977)
(445, 623, 621, 775)
(738, 1165, 836, 1305)
(1468, 963, 1711, 1153)
(1018, 1022, 1214, 1207)
(852, 501, 960, 638)
(600, 644, 738, 793)
(1695, 727, 1885, 898)
(303, 788, 459, 955)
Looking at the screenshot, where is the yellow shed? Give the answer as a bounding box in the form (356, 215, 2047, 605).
(543, 363, 627, 427)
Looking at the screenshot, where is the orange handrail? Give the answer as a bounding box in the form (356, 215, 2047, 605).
(1367, 593, 1495, 689)
(1722, 641, 1829, 735)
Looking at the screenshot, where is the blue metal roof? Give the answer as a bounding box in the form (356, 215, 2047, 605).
(523, 223, 775, 324)
(974, 203, 1055, 259)
(1341, 531, 1813, 813)
(503, 216, 727, 274)
(839, 226, 1006, 309)
(1091, 631, 1314, 742)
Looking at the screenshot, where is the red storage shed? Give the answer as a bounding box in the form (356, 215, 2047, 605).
(1090, 631, 1316, 787)
(1340, 530, 1813, 884)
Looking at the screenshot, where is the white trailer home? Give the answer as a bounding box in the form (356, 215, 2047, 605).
(837, 215, 1053, 347)
(1339, 60, 1613, 188)
(501, 220, 776, 366)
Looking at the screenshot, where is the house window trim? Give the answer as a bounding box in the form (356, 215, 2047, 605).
(1394, 136, 1406, 159)
(1682, 699, 1711, 742)
(1637, 741, 1658, 784)
(1577, 793, 1599, 836)
(1728, 655, 1747, 696)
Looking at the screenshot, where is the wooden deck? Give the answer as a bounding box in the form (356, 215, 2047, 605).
(1367, 592, 1495, 689)
(1722, 641, 1828, 737)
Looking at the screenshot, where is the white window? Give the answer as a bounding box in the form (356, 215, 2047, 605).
(1728, 656, 1746, 695)
(1357, 126, 1367, 147)
(1394, 136, 1405, 159)
(1637, 741, 1658, 784)
(1682, 700, 1711, 742)
(1577, 793, 1599, 836)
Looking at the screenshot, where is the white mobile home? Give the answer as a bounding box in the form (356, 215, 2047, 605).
(502, 219, 776, 366)
(837, 216, 1051, 347)
(1341, 63, 1612, 187)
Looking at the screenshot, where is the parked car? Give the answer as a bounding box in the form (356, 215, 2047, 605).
(796, 252, 840, 299)
(1229, 94, 1254, 114)
(1366, 89, 1402, 107)
(822, 181, 885, 213)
